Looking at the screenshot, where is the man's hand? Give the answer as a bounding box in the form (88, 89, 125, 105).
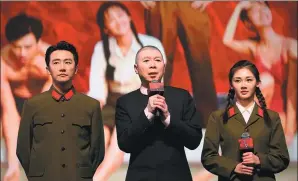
(147, 95, 170, 118)
(140, 1, 156, 10)
(234, 162, 254, 175)
(191, 1, 213, 12)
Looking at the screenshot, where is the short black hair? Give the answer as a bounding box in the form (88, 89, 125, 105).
(135, 45, 163, 63)
(5, 13, 43, 42)
(45, 41, 79, 67)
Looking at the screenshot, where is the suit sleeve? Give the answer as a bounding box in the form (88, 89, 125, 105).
(256, 113, 290, 173)
(201, 112, 238, 179)
(90, 102, 105, 171)
(165, 91, 202, 150)
(115, 98, 153, 153)
(16, 100, 33, 175)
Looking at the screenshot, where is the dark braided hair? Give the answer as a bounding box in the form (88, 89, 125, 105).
(224, 60, 271, 127)
(96, 1, 144, 62)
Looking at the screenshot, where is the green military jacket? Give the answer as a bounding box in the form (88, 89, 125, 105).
(201, 104, 289, 181)
(17, 86, 105, 181)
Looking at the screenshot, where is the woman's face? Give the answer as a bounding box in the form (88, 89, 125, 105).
(247, 2, 272, 29)
(104, 6, 131, 37)
(231, 67, 259, 101)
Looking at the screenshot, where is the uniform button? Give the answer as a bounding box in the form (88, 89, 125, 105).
(61, 130, 65, 134)
(61, 147, 66, 151)
(61, 113, 65, 117)
(62, 164, 66, 168)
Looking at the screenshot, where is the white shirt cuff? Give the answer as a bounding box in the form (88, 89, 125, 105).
(162, 114, 171, 128)
(144, 107, 154, 121)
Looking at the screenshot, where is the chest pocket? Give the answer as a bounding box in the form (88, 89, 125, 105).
(33, 117, 53, 143)
(72, 118, 91, 143)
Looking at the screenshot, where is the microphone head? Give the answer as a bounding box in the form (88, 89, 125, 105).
(241, 132, 250, 138)
(239, 132, 254, 151)
(149, 80, 164, 96)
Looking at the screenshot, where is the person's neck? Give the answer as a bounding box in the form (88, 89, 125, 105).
(115, 30, 134, 50)
(52, 81, 73, 94)
(236, 98, 255, 109)
(258, 26, 279, 46)
(141, 81, 149, 89)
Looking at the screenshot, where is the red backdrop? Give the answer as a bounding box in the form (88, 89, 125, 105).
(1, 1, 297, 94)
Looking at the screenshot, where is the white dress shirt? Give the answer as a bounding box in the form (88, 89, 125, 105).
(87, 34, 166, 106)
(236, 102, 255, 123)
(140, 86, 170, 128)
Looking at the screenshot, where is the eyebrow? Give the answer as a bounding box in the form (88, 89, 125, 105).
(142, 56, 162, 59)
(52, 58, 73, 61)
(234, 76, 254, 79)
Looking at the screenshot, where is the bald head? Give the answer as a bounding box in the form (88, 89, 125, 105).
(135, 45, 164, 64)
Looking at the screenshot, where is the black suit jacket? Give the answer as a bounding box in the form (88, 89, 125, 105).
(16, 87, 105, 181)
(116, 86, 202, 181)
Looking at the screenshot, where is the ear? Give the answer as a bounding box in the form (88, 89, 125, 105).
(75, 66, 78, 74)
(256, 81, 261, 88)
(46, 66, 51, 75)
(134, 64, 138, 74)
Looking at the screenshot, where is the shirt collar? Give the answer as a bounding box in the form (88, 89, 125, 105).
(51, 85, 75, 101)
(236, 101, 255, 114)
(140, 85, 149, 95)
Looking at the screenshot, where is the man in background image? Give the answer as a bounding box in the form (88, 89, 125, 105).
(141, 1, 218, 128)
(1, 13, 51, 181)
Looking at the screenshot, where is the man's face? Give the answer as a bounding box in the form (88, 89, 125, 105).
(47, 50, 77, 84)
(10, 32, 39, 64)
(134, 48, 165, 83)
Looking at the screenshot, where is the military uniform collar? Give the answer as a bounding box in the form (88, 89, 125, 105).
(51, 85, 76, 101)
(228, 103, 264, 118)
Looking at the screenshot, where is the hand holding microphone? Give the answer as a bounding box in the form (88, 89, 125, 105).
(238, 131, 260, 167)
(147, 95, 169, 117)
(147, 80, 169, 118)
(235, 130, 260, 176)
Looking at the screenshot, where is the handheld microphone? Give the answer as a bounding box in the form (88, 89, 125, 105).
(238, 131, 254, 167)
(149, 80, 164, 116)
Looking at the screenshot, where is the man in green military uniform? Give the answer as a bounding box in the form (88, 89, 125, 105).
(17, 41, 105, 181)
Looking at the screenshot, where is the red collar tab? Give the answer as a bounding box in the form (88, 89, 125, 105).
(51, 86, 75, 101)
(228, 107, 236, 117)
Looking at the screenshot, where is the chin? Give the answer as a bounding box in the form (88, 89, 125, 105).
(56, 79, 71, 84)
(239, 95, 254, 101)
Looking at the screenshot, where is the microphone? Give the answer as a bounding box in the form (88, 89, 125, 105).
(238, 130, 254, 167)
(149, 80, 164, 116)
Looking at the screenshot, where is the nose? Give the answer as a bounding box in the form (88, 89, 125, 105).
(241, 81, 248, 88)
(149, 61, 156, 68)
(20, 48, 27, 57)
(59, 62, 66, 71)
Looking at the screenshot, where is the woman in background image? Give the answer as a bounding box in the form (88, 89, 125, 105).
(223, 1, 297, 145)
(87, 2, 166, 180)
